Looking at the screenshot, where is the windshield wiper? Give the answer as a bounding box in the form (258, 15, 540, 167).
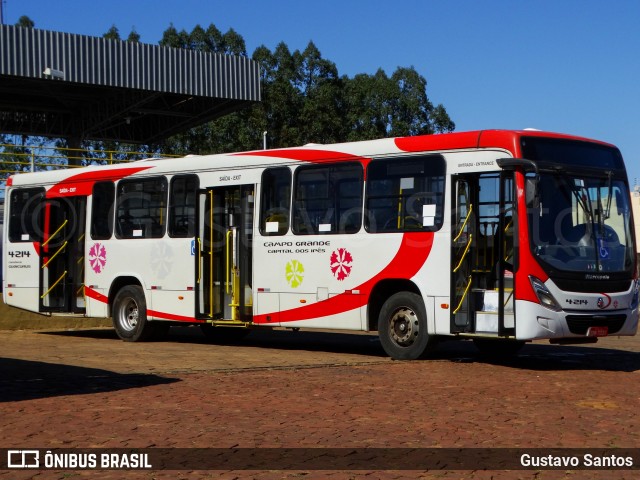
(603, 170, 613, 221)
(571, 179, 592, 222)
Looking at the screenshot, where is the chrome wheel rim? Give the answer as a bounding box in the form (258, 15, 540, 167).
(117, 297, 139, 332)
(389, 307, 419, 347)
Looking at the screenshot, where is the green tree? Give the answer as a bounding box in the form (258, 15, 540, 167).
(344, 69, 394, 141)
(162, 24, 455, 154)
(127, 29, 141, 43)
(159, 23, 190, 49)
(103, 25, 121, 41)
(0, 136, 29, 181)
(0, 135, 67, 181)
(16, 15, 34, 28)
(431, 104, 456, 133)
(297, 42, 346, 145)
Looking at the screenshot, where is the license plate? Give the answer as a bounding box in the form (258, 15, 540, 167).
(586, 326, 609, 337)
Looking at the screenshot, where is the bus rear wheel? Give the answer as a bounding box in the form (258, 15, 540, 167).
(112, 285, 155, 342)
(378, 292, 435, 360)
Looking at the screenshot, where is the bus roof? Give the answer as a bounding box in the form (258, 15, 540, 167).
(7, 129, 618, 189)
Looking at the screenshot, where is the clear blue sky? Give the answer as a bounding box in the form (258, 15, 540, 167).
(4, 0, 640, 185)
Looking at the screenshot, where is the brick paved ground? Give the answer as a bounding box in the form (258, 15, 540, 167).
(1, 326, 639, 480)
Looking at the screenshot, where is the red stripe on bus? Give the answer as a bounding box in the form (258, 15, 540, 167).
(147, 309, 198, 323)
(395, 131, 484, 152)
(85, 286, 200, 323)
(84, 286, 108, 304)
(235, 148, 372, 169)
(513, 170, 549, 303)
(253, 231, 434, 324)
(46, 166, 152, 198)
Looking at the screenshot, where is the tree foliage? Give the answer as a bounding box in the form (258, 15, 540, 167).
(159, 23, 454, 154)
(103, 24, 141, 43)
(16, 16, 35, 28)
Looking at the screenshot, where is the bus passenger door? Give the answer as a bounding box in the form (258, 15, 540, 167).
(196, 185, 254, 322)
(450, 173, 515, 336)
(39, 196, 87, 313)
(451, 178, 474, 331)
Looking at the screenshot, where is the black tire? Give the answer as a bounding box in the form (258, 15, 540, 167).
(112, 285, 154, 342)
(200, 324, 250, 343)
(378, 292, 435, 360)
(473, 338, 525, 357)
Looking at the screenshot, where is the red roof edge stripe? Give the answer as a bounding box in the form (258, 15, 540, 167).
(477, 130, 521, 156)
(395, 129, 613, 156)
(234, 148, 371, 166)
(394, 131, 484, 153)
(46, 166, 152, 198)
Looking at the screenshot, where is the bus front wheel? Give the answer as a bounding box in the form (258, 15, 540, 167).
(378, 292, 435, 360)
(112, 285, 154, 342)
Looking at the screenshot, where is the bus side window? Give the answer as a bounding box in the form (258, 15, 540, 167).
(260, 167, 291, 236)
(169, 175, 198, 238)
(91, 181, 115, 240)
(365, 155, 445, 233)
(292, 163, 363, 235)
(8, 187, 44, 242)
(115, 177, 167, 239)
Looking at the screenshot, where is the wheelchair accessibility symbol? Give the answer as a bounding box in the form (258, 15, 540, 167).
(598, 238, 609, 259)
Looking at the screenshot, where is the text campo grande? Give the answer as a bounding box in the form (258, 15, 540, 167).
(264, 240, 330, 254)
(41, 451, 151, 469)
(520, 453, 633, 468)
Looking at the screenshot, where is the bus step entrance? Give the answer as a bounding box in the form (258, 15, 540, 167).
(473, 289, 514, 335)
(206, 320, 251, 328)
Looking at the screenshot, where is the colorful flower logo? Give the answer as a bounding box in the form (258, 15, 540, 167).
(285, 259, 305, 288)
(330, 248, 353, 281)
(89, 243, 107, 273)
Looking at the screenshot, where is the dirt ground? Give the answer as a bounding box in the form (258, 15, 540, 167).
(1, 305, 640, 479)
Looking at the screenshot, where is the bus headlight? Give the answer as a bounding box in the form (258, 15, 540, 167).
(529, 276, 562, 312)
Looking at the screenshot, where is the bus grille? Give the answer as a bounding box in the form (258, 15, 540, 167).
(565, 314, 627, 335)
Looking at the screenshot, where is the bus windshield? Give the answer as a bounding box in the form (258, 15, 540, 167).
(522, 136, 635, 276)
(529, 173, 635, 273)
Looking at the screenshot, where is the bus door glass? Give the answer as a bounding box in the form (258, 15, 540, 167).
(39, 196, 87, 313)
(451, 173, 515, 335)
(196, 184, 254, 321)
(451, 177, 473, 330)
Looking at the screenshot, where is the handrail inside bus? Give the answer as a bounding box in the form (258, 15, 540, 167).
(226, 230, 233, 294)
(41, 219, 68, 247)
(453, 275, 472, 315)
(42, 241, 68, 269)
(453, 234, 473, 273)
(453, 204, 473, 243)
(196, 238, 202, 284)
(40, 270, 67, 299)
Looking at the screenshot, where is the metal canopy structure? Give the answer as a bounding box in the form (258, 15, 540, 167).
(0, 25, 261, 144)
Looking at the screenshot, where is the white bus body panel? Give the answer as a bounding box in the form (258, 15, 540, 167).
(3, 220, 41, 313)
(514, 280, 638, 340)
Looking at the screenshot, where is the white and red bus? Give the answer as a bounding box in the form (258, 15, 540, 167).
(3, 130, 638, 359)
